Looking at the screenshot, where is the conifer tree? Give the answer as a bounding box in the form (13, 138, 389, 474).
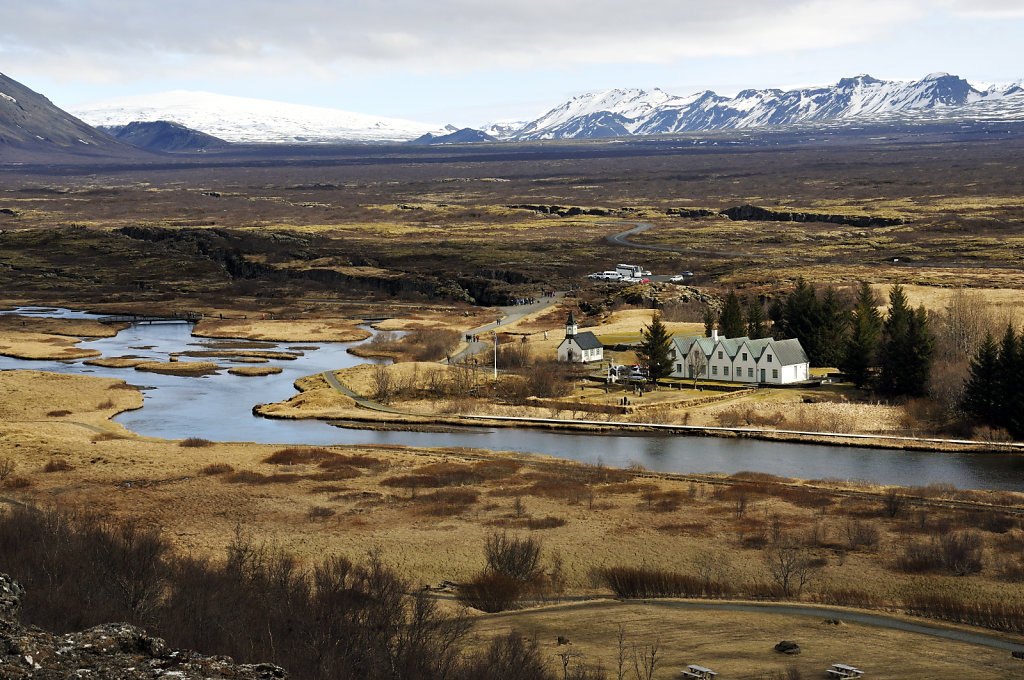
(636, 312, 674, 383)
(816, 287, 849, 368)
(703, 307, 717, 338)
(746, 297, 767, 339)
(994, 325, 1023, 436)
(961, 331, 1000, 424)
(719, 290, 745, 338)
(841, 281, 882, 389)
(767, 297, 786, 339)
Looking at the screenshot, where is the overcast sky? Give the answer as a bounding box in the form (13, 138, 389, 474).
(3, 0, 1023, 126)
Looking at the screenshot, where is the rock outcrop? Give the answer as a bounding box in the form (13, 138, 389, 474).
(0, 573, 288, 679)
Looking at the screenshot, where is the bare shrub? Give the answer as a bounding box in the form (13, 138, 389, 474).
(43, 459, 74, 472)
(264, 446, 336, 465)
(406, 328, 460, 362)
(456, 571, 524, 613)
(764, 539, 820, 597)
(599, 565, 734, 599)
(4, 476, 33, 489)
(897, 530, 984, 575)
(371, 363, 396, 403)
(0, 457, 14, 481)
(497, 340, 531, 369)
(845, 520, 881, 550)
(96, 398, 115, 409)
(179, 437, 214, 448)
(527, 360, 573, 398)
(307, 505, 336, 520)
(485, 532, 543, 583)
(882, 489, 906, 518)
(525, 516, 566, 530)
(200, 463, 234, 475)
(46, 409, 72, 417)
(414, 488, 479, 516)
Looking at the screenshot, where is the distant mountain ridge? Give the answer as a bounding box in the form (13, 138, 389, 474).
(505, 73, 1024, 140)
(101, 120, 230, 152)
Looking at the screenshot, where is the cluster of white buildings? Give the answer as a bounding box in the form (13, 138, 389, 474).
(557, 314, 810, 385)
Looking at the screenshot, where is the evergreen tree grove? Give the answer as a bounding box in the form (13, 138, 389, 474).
(961, 331, 1000, 425)
(636, 312, 674, 383)
(877, 284, 935, 397)
(746, 297, 767, 339)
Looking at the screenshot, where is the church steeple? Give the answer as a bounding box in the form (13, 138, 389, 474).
(565, 311, 578, 338)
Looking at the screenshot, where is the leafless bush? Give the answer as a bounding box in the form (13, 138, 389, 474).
(371, 363, 396, 403)
(43, 459, 74, 472)
(527, 360, 573, 398)
(179, 437, 214, 448)
(883, 489, 906, 518)
(307, 505, 336, 520)
(407, 328, 460, 362)
(485, 532, 543, 583)
(456, 571, 524, 613)
(264, 446, 337, 465)
(0, 457, 14, 481)
(844, 520, 881, 550)
(497, 341, 531, 369)
(200, 462, 234, 475)
(46, 409, 72, 417)
(525, 516, 566, 530)
(764, 539, 819, 597)
(599, 565, 734, 599)
(897, 530, 984, 575)
(4, 476, 33, 489)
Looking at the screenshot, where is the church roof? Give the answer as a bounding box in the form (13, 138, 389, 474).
(560, 331, 602, 350)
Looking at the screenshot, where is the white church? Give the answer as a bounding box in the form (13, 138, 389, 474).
(557, 311, 604, 363)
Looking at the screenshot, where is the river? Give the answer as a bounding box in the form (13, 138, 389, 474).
(2, 307, 1023, 490)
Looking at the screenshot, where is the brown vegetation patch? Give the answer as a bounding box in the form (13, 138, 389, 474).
(227, 365, 283, 376)
(134, 360, 220, 376)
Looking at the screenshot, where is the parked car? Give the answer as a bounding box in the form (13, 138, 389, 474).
(669, 271, 693, 282)
(587, 272, 604, 280)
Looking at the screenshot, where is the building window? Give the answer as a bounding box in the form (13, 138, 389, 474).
(773, 369, 779, 379)
(767, 354, 773, 362)
(748, 367, 753, 377)
(718, 351, 723, 359)
(712, 366, 718, 375)
(670, 350, 676, 359)
(724, 366, 729, 376)
(676, 364, 681, 373)
(742, 352, 747, 361)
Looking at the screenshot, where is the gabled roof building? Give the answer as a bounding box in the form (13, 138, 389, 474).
(670, 330, 809, 384)
(557, 311, 604, 363)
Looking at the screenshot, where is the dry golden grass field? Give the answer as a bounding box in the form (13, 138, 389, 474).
(3, 365, 1024, 678)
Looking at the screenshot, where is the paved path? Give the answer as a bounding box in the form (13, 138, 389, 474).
(448, 293, 565, 366)
(473, 598, 1024, 653)
(320, 370, 409, 414)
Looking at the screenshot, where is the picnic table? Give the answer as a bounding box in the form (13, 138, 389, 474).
(826, 663, 863, 678)
(681, 664, 717, 679)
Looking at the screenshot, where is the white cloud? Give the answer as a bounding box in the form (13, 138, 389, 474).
(0, 0, 932, 83)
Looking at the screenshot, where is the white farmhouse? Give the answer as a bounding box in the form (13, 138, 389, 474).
(557, 311, 604, 363)
(670, 330, 809, 384)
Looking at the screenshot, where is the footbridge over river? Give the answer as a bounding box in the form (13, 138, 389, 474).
(97, 311, 203, 325)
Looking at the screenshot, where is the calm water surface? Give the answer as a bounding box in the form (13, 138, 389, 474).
(3, 307, 1023, 490)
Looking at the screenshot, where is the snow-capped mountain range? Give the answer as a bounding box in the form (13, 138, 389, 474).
(69, 91, 445, 143)
(66, 73, 1024, 145)
(512, 73, 1024, 140)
